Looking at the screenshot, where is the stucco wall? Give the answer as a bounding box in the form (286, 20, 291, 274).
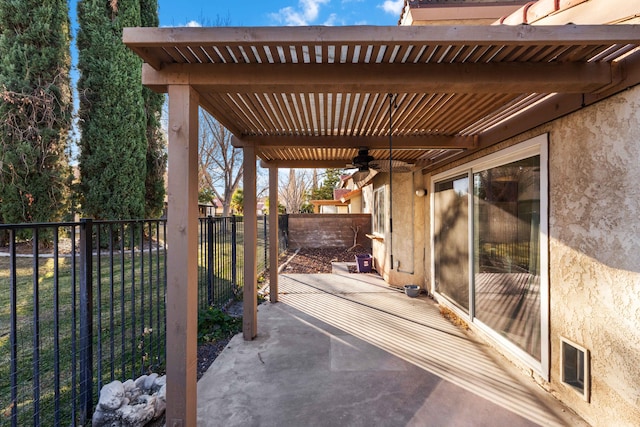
(348, 194, 362, 213)
(548, 85, 640, 426)
(370, 171, 427, 287)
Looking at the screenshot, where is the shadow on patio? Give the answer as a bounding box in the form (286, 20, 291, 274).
(197, 270, 585, 426)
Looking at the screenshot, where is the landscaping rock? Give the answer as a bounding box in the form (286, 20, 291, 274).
(98, 381, 125, 411)
(92, 374, 167, 427)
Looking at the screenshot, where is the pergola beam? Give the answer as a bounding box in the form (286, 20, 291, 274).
(259, 159, 357, 169)
(124, 25, 640, 53)
(142, 61, 614, 94)
(232, 135, 476, 150)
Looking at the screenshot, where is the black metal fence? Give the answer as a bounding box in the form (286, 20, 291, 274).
(0, 219, 167, 426)
(197, 215, 289, 311)
(198, 216, 240, 310)
(0, 214, 288, 426)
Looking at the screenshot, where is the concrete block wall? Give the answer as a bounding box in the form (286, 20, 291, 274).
(287, 214, 372, 250)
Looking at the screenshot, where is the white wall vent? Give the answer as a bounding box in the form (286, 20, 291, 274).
(560, 337, 590, 402)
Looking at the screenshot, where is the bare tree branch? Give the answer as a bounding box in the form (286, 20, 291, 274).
(347, 225, 362, 251)
(198, 109, 243, 216)
(279, 169, 311, 213)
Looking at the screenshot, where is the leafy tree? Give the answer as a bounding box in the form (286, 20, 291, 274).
(310, 168, 343, 200)
(0, 0, 72, 224)
(140, 0, 166, 218)
(231, 188, 243, 214)
(264, 197, 285, 215)
(77, 0, 146, 220)
(300, 202, 314, 213)
(199, 188, 215, 204)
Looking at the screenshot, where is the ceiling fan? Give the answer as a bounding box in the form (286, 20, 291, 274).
(347, 147, 412, 187)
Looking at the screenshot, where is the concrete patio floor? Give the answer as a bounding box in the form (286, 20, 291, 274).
(197, 266, 587, 426)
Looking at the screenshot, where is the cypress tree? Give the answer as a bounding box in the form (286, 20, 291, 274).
(77, 0, 146, 220)
(0, 0, 72, 224)
(140, 0, 166, 218)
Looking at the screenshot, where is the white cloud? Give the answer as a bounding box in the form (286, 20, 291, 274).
(270, 0, 331, 26)
(324, 13, 339, 26)
(380, 0, 404, 15)
(162, 20, 203, 28)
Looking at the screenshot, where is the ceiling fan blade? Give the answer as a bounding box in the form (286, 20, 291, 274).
(369, 159, 413, 172)
(352, 169, 377, 187)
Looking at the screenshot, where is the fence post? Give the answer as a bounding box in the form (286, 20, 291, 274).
(207, 216, 214, 305)
(79, 219, 94, 425)
(283, 214, 289, 250)
(263, 216, 268, 270)
(231, 216, 237, 290)
(9, 229, 18, 426)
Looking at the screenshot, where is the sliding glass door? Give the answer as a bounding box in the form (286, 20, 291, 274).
(434, 175, 470, 312)
(473, 156, 541, 360)
(432, 136, 548, 373)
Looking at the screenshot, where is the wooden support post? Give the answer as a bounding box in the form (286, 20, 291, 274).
(166, 85, 199, 426)
(243, 143, 258, 340)
(268, 165, 279, 303)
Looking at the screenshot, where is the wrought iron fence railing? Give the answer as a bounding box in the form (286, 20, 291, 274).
(0, 219, 168, 426)
(197, 214, 289, 310)
(198, 216, 239, 310)
(0, 214, 288, 426)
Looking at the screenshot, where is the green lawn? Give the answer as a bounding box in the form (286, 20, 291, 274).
(0, 248, 166, 426)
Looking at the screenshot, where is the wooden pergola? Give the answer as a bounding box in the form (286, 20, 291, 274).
(123, 24, 640, 425)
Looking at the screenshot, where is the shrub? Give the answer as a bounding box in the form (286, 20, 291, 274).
(197, 307, 242, 344)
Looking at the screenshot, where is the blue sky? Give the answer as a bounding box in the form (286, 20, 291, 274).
(157, 0, 404, 27)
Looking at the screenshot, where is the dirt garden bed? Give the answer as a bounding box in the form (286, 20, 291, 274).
(278, 246, 371, 274)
